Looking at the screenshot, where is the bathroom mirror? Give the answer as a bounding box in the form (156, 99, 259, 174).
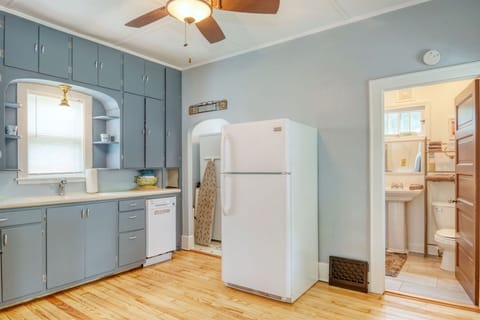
(385, 139, 425, 174)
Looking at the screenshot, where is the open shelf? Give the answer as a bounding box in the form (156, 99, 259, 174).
(5, 135, 21, 140)
(93, 115, 120, 121)
(4, 102, 21, 109)
(93, 141, 119, 145)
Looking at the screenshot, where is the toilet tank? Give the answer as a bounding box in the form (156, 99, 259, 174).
(432, 201, 455, 229)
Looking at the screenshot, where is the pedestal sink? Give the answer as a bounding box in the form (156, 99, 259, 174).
(386, 188, 423, 253)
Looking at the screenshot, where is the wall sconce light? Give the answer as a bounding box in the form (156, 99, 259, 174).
(59, 84, 72, 107)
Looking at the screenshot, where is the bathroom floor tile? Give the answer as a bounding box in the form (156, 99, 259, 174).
(385, 253, 473, 305)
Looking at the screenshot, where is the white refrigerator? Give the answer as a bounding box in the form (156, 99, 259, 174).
(221, 118, 318, 303)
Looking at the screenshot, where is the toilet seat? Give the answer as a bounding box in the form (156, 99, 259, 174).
(435, 228, 456, 246)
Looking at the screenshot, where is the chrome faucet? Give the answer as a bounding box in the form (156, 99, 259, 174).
(58, 179, 67, 196)
(390, 182, 404, 189)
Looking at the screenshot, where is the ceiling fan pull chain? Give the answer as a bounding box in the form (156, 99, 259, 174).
(184, 22, 188, 47)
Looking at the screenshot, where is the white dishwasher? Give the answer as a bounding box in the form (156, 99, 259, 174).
(144, 197, 176, 266)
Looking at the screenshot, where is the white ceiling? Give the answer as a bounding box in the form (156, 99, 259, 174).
(0, 0, 429, 70)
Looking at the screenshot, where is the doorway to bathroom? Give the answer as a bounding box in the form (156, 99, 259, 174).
(188, 119, 229, 257)
(383, 79, 475, 305)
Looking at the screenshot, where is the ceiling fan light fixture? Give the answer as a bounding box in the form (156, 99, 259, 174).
(166, 0, 212, 23)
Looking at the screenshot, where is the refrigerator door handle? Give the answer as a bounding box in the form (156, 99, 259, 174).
(222, 134, 231, 173)
(222, 174, 231, 216)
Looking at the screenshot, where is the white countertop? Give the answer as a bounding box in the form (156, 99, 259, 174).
(0, 189, 181, 210)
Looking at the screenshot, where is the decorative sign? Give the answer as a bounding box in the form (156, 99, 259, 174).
(189, 100, 227, 115)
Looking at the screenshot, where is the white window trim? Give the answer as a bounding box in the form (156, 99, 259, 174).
(17, 82, 92, 184)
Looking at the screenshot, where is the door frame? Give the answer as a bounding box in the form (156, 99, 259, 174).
(369, 61, 480, 295)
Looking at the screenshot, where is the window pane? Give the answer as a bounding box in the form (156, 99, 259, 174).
(386, 113, 399, 135)
(410, 111, 422, 133)
(27, 94, 85, 174)
(399, 112, 410, 133)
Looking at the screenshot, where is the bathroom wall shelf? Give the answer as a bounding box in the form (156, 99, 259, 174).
(93, 115, 119, 121)
(4, 102, 21, 109)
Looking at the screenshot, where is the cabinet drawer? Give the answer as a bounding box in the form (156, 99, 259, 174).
(119, 210, 145, 232)
(119, 199, 145, 211)
(0, 209, 42, 227)
(119, 230, 145, 267)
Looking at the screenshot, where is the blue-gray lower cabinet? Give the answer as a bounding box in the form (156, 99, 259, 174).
(123, 93, 145, 169)
(85, 202, 117, 277)
(145, 98, 165, 168)
(46, 205, 85, 289)
(118, 230, 145, 267)
(165, 68, 182, 168)
(1, 223, 43, 302)
(46, 201, 117, 289)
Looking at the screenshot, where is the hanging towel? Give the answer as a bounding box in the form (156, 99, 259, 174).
(194, 160, 217, 245)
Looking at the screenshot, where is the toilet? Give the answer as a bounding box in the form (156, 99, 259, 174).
(432, 201, 457, 272)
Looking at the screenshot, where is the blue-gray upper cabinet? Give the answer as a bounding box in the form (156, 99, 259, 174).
(72, 38, 122, 90)
(123, 93, 145, 169)
(124, 54, 165, 100)
(165, 68, 182, 168)
(1, 223, 43, 302)
(145, 98, 165, 168)
(46, 202, 117, 289)
(4, 15, 69, 79)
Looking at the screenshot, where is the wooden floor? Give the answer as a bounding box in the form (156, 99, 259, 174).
(1, 251, 479, 320)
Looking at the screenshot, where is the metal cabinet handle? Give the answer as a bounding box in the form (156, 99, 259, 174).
(41, 45, 45, 54)
(147, 129, 151, 136)
(145, 75, 149, 82)
(129, 202, 137, 207)
(142, 128, 146, 135)
(3, 234, 7, 247)
(142, 75, 146, 82)
(128, 236, 137, 240)
(94, 61, 98, 69)
(0, 218, 8, 223)
(86, 208, 91, 218)
(34, 43, 38, 53)
(100, 62, 104, 69)
(128, 215, 137, 219)
(81, 209, 85, 219)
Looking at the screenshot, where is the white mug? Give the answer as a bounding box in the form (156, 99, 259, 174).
(100, 133, 110, 143)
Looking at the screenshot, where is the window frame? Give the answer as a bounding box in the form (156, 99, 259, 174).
(17, 82, 92, 184)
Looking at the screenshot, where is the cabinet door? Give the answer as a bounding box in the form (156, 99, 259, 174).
(119, 230, 146, 267)
(46, 205, 84, 289)
(39, 26, 69, 79)
(4, 15, 38, 72)
(98, 45, 122, 90)
(165, 68, 182, 168)
(123, 93, 145, 168)
(145, 61, 165, 100)
(72, 37, 98, 85)
(145, 98, 165, 168)
(124, 54, 145, 96)
(1, 224, 43, 302)
(85, 202, 117, 277)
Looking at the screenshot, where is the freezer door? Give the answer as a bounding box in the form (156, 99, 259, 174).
(222, 119, 289, 173)
(221, 173, 291, 298)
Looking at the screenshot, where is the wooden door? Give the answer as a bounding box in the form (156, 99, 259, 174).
(455, 79, 479, 305)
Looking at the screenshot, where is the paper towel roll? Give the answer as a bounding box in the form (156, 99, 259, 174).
(85, 169, 98, 193)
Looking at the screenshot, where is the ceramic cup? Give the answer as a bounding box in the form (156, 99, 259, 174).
(100, 133, 110, 143)
(5, 125, 17, 136)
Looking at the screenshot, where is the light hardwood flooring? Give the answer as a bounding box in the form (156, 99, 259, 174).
(385, 253, 473, 305)
(1, 251, 479, 320)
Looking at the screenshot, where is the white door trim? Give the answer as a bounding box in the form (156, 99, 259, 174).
(369, 61, 480, 294)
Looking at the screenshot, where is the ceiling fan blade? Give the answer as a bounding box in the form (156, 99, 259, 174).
(218, 0, 280, 14)
(196, 17, 226, 44)
(125, 7, 168, 28)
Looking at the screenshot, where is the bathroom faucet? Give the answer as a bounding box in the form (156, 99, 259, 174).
(390, 182, 404, 189)
(58, 179, 67, 196)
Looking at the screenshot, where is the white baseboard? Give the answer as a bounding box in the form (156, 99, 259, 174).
(318, 262, 329, 282)
(181, 235, 194, 250)
(408, 243, 425, 254)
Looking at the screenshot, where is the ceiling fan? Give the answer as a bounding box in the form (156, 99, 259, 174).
(125, 0, 280, 44)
